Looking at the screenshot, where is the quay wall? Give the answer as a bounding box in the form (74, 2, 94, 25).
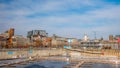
(0, 48, 120, 60)
(0, 48, 65, 59)
(65, 49, 120, 59)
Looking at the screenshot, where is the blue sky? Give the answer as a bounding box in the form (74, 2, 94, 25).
(0, 0, 120, 39)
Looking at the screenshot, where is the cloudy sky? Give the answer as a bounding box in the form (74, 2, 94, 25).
(0, 0, 120, 39)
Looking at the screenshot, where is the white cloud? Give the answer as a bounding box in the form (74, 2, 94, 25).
(0, 0, 120, 39)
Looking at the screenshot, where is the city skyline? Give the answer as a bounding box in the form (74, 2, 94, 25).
(0, 0, 120, 39)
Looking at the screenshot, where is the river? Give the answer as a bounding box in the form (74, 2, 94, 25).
(0, 59, 120, 68)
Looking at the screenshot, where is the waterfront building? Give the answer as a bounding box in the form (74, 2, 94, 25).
(51, 34, 67, 47)
(27, 30, 48, 47)
(97, 35, 119, 49)
(42, 37, 52, 47)
(79, 40, 100, 49)
(67, 38, 79, 47)
(12, 35, 31, 48)
(79, 34, 120, 49)
(0, 34, 7, 48)
(109, 35, 114, 41)
(51, 34, 79, 48)
(0, 32, 12, 48)
(100, 40, 118, 49)
(79, 34, 100, 49)
(115, 35, 120, 40)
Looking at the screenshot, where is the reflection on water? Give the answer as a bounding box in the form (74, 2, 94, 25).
(25, 60, 120, 68)
(81, 63, 120, 68)
(1, 59, 120, 68)
(25, 60, 67, 68)
(93, 63, 120, 68)
(25, 64, 47, 68)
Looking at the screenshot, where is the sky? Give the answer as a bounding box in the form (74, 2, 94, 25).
(0, 0, 120, 40)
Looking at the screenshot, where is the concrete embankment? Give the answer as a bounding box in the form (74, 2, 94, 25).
(0, 48, 65, 67)
(0, 48, 65, 60)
